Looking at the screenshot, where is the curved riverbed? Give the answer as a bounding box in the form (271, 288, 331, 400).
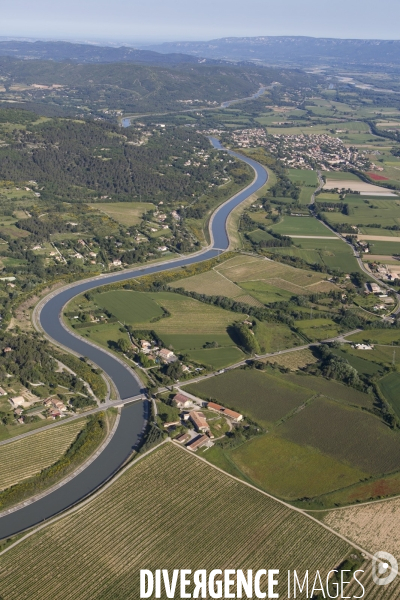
(0, 142, 268, 539)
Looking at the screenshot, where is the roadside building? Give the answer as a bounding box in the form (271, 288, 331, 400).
(173, 393, 192, 409)
(175, 432, 191, 444)
(186, 434, 212, 452)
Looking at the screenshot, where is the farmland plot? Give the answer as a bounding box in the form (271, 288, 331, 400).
(0, 420, 85, 491)
(0, 443, 352, 600)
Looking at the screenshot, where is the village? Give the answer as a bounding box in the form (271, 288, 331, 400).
(159, 390, 243, 452)
(226, 128, 370, 171)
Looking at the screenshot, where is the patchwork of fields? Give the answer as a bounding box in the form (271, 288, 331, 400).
(0, 443, 352, 599)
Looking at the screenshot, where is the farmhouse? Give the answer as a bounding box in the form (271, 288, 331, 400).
(159, 348, 176, 362)
(0, 387, 7, 396)
(173, 393, 192, 409)
(207, 401, 243, 422)
(189, 410, 209, 433)
(186, 434, 212, 452)
(175, 432, 191, 444)
(9, 396, 29, 408)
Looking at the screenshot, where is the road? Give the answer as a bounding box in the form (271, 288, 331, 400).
(0, 139, 268, 539)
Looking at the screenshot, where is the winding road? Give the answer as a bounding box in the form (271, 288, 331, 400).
(0, 139, 268, 540)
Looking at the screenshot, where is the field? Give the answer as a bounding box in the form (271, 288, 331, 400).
(324, 179, 397, 196)
(170, 254, 336, 307)
(378, 372, 400, 418)
(324, 497, 400, 558)
(0, 443, 352, 600)
(185, 346, 244, 369)
(229, 434, 366, 500)
(294, 317, 340, 341)
(283, 373, 375, 409)
(266, 237, 362, 273)
(0, 420, 85, 491)
(263, 347, 318, 370)
(348, 329, 400, 345)
(88, 202, 155, 226)
(95, 290, 164, 324)
(185, 368, 314, 427)
(280, 398, 400, 475)
(287, 168, 318, 186)
(270, 216, 336, 236)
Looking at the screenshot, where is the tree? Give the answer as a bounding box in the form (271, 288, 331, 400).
(117, 338, 131, 354)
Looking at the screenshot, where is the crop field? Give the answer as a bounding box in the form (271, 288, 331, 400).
(216, 255, 324, 286)
(358, 229, 400, 238)
(368, 240, 400, 255)
(157, 333, 233, 352)
(348, 329, 400, 345)
(0, 443, 352, 600)
(264, 348, 318, 370)
(295, 317, 340, 341)
(186, 346, 244, 369)
(247, 228, 275, 243)
(347, 344, 400, 369)
(170, 269, 243, 298)
(95, 290, 163, 324)
(287, 168, 318, 186)
(77, 322, 130, 351)
(185, 368, 314, 427)
(88, 202, 155, 226)
(332, 349, 383, 377)
(318, 470, 400, 507)
(283, 373, 376, 409)
(280, 398, 400, 475)
(271, 237, 362, 273)
(324, 178, 397, 196)
(270, 216, 336, 236)
(239, 280, 296, 303)
(324, 497, 400, 558)
(378, 372, 400, 418)
(0, 420, 85, 491)
(229, 434, 366, 500)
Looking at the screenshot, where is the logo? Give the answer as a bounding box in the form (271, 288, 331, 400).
(372, 552, 398, 586)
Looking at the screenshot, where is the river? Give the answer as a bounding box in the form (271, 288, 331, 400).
(0, 141, 268, 539)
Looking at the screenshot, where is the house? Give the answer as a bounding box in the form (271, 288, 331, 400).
(173, 393, 192, 409)
(207, 401, 243, 422)
(3, 347, 12, 353)
(112, 259, 122, 267)
(189, 410, 209, 432)
(159, 348, 175, 361)
(0, 387, 7, 396)
(186, 434, 212, 452)
(49, 410, 62, 419)
(369, 283, 382, 294)
(163, 421, 181, 429)
(51, 399, 67, 412)
(175, 432, 191, 444)
(9, 396, 29, 408)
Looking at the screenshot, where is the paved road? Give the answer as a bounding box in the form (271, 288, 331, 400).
(0, 139, 268, 539)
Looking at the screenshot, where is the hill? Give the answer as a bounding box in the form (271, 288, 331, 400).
(0, 40, 218, 65)
(144, 36, 400, 69)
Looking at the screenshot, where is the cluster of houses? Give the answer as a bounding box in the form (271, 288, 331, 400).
(5, 392, 69, 424)
(139, 339, 177, 364)
(171, 392, 243, 452)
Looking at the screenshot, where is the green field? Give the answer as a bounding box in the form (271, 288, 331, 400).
(332, 348, 384, 376)
(95, 290, 163, 324)
(0, 443, 352, 599)
(185, 368, 314, 427)
(378, 372, 400, 418)
(280, 398, 400, 475)
(295, 317, 340, 341)
(348, 329, 400, 345)
(368, 241, 400, 256)
(229, 434, 366, 500)
(287, 168, 318, 186)
(239, 280, 295, 303)
(88, 202, 155, 226)
(284, 372, 375, 409)
(186, 346, 244, 369)
(271, 216, 335, 236)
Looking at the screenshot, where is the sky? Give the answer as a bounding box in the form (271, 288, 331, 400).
(1, 0, 400, 44)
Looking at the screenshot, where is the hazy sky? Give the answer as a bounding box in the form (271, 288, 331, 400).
(1, 0, 400, 44)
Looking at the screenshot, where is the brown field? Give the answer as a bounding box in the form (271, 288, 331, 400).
(323, 498, 400, 557)
(358, 235, 400, 242)
(324, 179, 398, 196)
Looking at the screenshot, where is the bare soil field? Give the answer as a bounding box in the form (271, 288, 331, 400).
(324, 179, 397, 196)
(358, 235, 400, 242)
(323, 498, 400, 558)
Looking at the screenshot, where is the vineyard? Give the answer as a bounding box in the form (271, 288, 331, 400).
(0, 419, 86, 492)
(0, 442, 352, 599)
